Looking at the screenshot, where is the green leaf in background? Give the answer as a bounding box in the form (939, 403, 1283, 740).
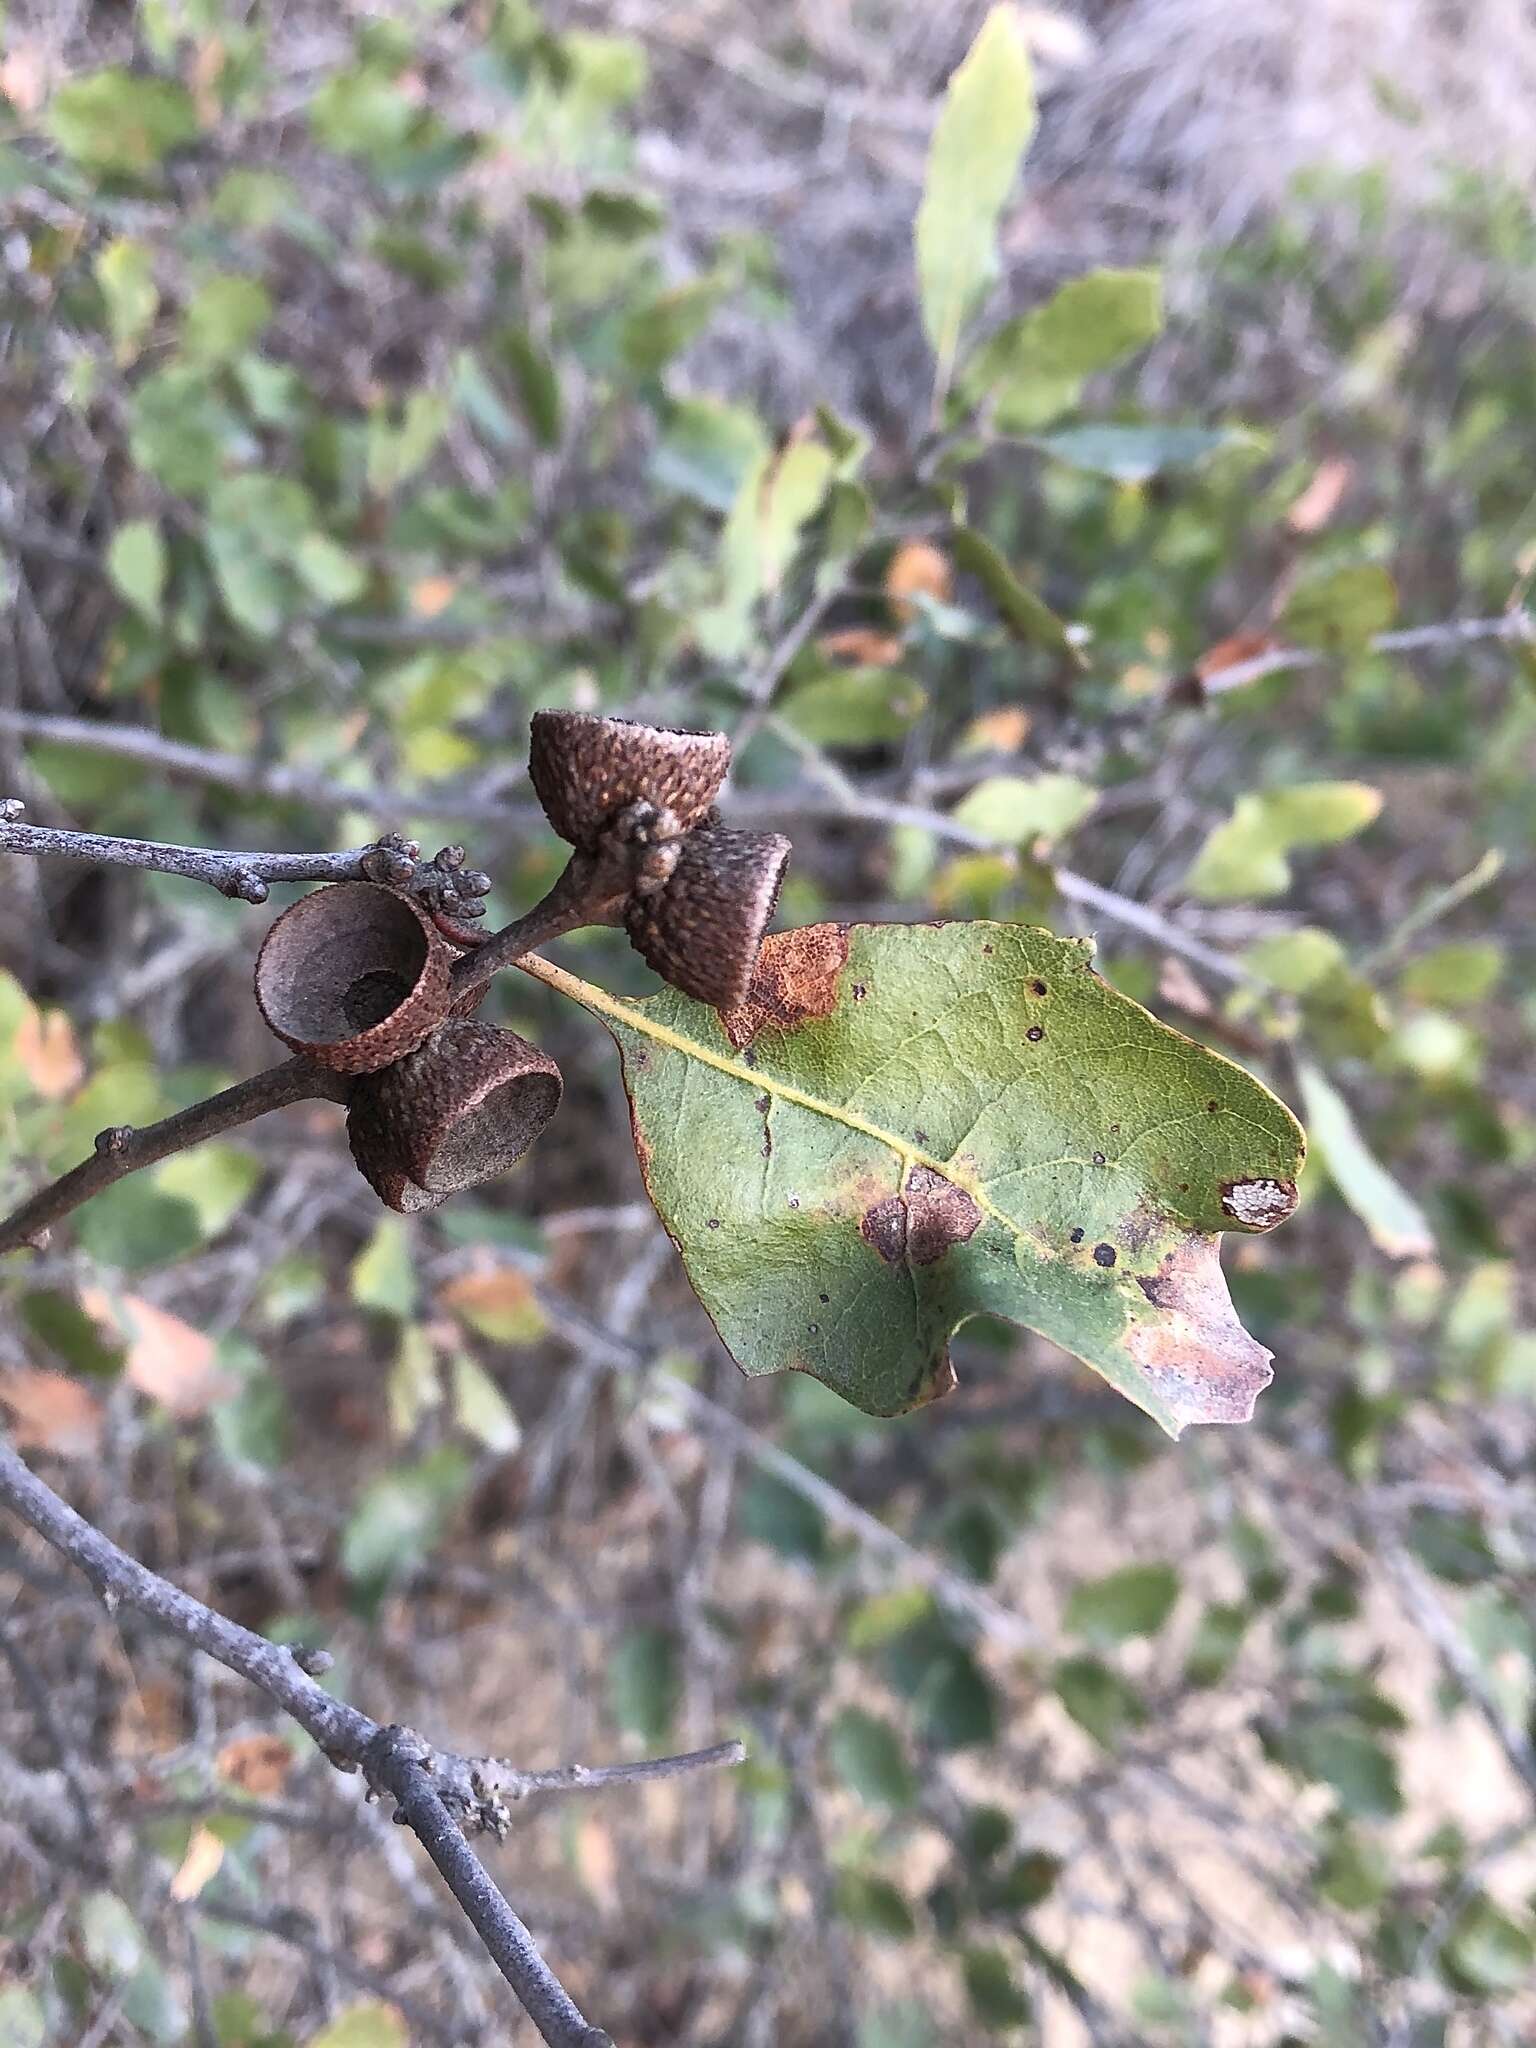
(341, 1446, 470, 1592)
(303, 2001, 409, 2048)
(75, 1182, 202, 1270)
(0, 1989, 44, 2048)
(780, 666, 928, 748)
(47, 71, 198, 177)
(950, 526, 1081, 661)
(967, 269, 1163, 431)
(608, 1624, 679, 1742)
(962, 1945, 1034, 2030)
(450, 1351, 522, 1454)
(351, 1216, 418, 1319)
(915, 5, 1036, 390)
(1030, 422, 1252, 482)
(1398, 940, 1503, 1006)
(527, 921, 1305, 1436)
(94, 239, 159, 358)
(1441, 1896, 1536, 1996)
(182, 275, 273, 365)
(1066, 1562, 1179, 1645)
(1295, 1060, 1434, 1259)
(1242, 927, 1347, 993)
(828, 1708, 917, 1809)
(1283, 563, 1398, 651)
(499, 328, 564, 446)
(1053, 1654, 1146, 1747)
(153, 1144, 262, 1236)
(1185, 782, 1382, 901)
(952, 772, 1097, 849)
(106, 520, 167, 626)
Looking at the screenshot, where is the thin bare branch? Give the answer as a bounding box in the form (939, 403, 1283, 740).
(0, 1438, 737, 2045)
(0, 805, 405, 905)
(0, 1058, 348, 1256)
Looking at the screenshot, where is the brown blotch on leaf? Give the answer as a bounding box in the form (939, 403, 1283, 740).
(1220, 1177, 1299, 1231)
(1127, 1234, 1275, 1430)
(721, 923, 850, 1050)
(860, 1164, 982, 1268)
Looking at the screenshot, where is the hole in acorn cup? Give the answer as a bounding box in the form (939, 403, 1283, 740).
(254, 883, 453, 1074)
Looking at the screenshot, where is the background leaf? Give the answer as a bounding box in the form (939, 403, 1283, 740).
(915, 6, 1036, 388)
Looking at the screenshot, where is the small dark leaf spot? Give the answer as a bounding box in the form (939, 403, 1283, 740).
(707, 1217, 721, 1230)
(1178, 1182, 1189, 1193)
(1093, 1242, 1117, 1268)
(1070, 1227, 1085, 1245)
(1026, 1026, 1044, 1043)
(1030, 979, 1047, 996)
(1206, 1099, 1219, 1114)
(755, 1094, 770, 1114)
(788, 1195, 801, 1209)
(634, 1049, 651, 1072)
(761, 1135, 773, 1159)
(1109, 1122, 1121, 1134)
(982, 944, 994, 956)
(1092, 1151, 1106, 1166)
(818, 1292, 830, 1304)
(914, 1129, 929, 1146)
(743, 1048, 759, 1069)
(852, 983, 868, 1000)
(808, 1323, 819, 1335)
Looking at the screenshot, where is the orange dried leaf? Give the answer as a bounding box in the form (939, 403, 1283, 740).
(1195, 631, 1279, 682)
(170, 1824, 225, 1902)
(15, 1007, 85, 1100)
(217, 1732, 296, 1797)
(816, 628, 907, 668)
(439, 1265, 548, 1346)
(885, 540, 953, 620)
(80, 1289, 228, 1418)
(959, 706, 1032, 754)
(0, 1368, 103, 1457)
(1158, 956, 1213, 1018)
(1287, 458, 1353, 535)
(409, 574, 459, 618)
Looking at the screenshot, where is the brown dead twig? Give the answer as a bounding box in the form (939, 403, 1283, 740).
(0, 1436, 744, 2047)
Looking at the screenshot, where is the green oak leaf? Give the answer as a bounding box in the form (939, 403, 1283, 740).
(525, 923, 1305, 1436)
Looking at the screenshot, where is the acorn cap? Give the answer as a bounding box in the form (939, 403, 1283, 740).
(625, 823, 791, 1008)
(254, 883, 452, 1075)
(346, 1020, 563, 1212)
(528, 711, 731, 849)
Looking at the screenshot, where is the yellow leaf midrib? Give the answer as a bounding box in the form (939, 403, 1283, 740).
(516, 952, 1020, 1234)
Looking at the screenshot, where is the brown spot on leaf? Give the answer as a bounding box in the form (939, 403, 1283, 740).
(1126, 1235, 1275, 1430)
(1093, 1242, 1117, 1268)
(1026, 1026, 1044, 1043)
(861, 1197, 908, 1264)
(1030, 978, 1047, 996)
(1220, 1177, 1298, 1231)
(754, 1094, 770, 1114)
(721, 924, 850, 1048)
(1070, 1227, 1085, 1244)
(860, 1165, 981, 1268)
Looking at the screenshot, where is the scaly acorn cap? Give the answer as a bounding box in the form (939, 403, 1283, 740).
(254, 883, 452, 1075)
(528, 711, 730, 849)
(346, 1020, 563, 1212)
(625, 822, 791, 1008)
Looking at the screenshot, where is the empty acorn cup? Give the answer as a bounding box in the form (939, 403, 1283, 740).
(625, 822, 791, 1008)
(347, 1020, 563, 1213)
(529, 710, 731, 849)
(254, 882, 453, 1075)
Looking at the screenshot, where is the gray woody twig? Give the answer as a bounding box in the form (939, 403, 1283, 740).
(0, 1436, 742, 2046)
